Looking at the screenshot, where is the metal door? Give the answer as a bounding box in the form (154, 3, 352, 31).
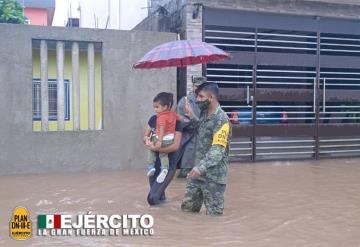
(253, 28, 318, 160)
(203, 8, 360, 161)
(204, 25, 256, 160)
(317, 31, 360, 158)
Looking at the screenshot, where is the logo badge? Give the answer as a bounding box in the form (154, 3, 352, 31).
(9, 206, 32, 240)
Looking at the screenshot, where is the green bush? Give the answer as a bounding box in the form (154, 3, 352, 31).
(0, 0, 26, 24)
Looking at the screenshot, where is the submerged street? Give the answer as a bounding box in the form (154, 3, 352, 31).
(1, 158, 360, 246)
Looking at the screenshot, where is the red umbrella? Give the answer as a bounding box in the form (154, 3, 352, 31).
(133, 40, 230, 69)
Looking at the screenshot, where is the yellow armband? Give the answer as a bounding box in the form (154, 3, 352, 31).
(212, 122, 229, 147)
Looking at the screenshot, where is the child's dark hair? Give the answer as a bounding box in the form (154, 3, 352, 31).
(153, 92, 174, 108)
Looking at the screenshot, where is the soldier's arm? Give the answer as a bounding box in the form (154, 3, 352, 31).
(196, 122, 230, 174)
(186, 114, 200, 130)
(196, 145, 226, 174)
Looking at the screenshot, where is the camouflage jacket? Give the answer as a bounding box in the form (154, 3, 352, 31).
(191, 104, 231, 184)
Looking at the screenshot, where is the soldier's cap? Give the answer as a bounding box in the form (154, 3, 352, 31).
(192, 76, 207, 86)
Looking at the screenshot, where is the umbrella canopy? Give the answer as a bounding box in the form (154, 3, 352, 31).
(133, 40, 230, 69)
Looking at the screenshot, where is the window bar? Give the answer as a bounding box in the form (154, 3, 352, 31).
(323, 78, 326, 113)
(320, 138, 360, 142)
(207, 68, 253, 72)
(205, 29, 255, 35)
(320, 149, 360, 154)
(257, 151, 315, 155)
(229, 153, 252, 157)
(257, 139, 314, 144)
(313, 78, 316, 113)
(205, 36, 255, 42)
(88, 43, 95, 130)
(257, 32, 316, 39)
(257, 145, 315, 150)
(40, 40, 49, 131)
(56, 41, 65, 131)
(72, 42, 80, 131)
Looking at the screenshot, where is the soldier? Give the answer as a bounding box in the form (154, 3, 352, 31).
(181, 82, 231, 216)
(175, 76, 205, 178)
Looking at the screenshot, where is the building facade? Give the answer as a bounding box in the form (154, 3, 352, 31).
(22, 0, 55, 26)
(134, 0, 360, 161)
(0, 23, 176, 175)
(53, 0, 148, 30)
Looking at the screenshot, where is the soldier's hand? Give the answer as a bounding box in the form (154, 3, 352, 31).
(184, 97, 195, 118)
(187, 167, 201, 179)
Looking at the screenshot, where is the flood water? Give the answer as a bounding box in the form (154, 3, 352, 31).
(1, 158, 360, 246)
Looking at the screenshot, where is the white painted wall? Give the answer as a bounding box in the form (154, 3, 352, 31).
(53, 0, 148, 30)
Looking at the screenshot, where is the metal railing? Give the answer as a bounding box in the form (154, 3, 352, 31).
(319, 138, 360, 156)
(319, 68, 360, 123)
(321, 33, 360, 56)
(205, 26, 318, 54)
(205, 26, 256, 52)
(256, 138, 315, 158)
(229, 139, 252, 158)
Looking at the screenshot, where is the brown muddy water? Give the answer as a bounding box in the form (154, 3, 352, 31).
(1, 158, 360, 246)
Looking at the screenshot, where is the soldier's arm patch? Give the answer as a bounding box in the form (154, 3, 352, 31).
(212, 122, 229, 148)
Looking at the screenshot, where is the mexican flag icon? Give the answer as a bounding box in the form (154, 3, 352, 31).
(38, 215, 62, 229)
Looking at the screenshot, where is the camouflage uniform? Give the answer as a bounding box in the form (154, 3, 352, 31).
(175, 91, 200, 177)
(181, 105, 231, 215)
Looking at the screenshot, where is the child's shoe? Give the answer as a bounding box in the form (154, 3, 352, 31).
(147, 165, 156, 177)
(156, 169, 168, 183)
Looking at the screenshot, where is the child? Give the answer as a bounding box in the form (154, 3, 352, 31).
(144, 92, 179, 183)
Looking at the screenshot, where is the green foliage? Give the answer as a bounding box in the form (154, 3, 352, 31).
(0, 0, 26, 24)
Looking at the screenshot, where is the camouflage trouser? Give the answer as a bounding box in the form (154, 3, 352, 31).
(181, 179, 226, 216)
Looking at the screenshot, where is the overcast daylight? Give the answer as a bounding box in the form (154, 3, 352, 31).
(52, 0, 149, 29)
(2, 0, 360, 246)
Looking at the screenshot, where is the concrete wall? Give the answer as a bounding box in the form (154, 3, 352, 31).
(0, 24, 176, 175)
(135, 0, 186, 33)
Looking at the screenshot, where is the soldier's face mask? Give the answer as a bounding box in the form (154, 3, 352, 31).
(196, 99, 211, 111)
(196, 91, 212, 111)
(196, 98, 211, 111)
